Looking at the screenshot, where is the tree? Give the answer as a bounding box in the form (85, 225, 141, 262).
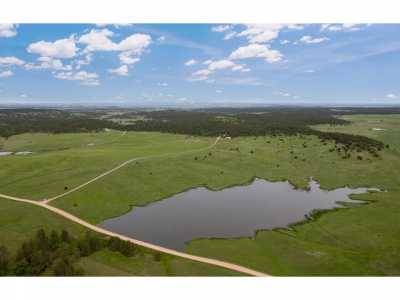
(61, 229, 71, 243)
(120, 240, 135, 257)
(30, 250, 49, 275)
(16, 240, 34, 262)
(36, 228, 49, 251)
(13, 259, 32, 276)
(108, 237, 121, 252)
(77, 239, 91, 257)
(49, 230, 60, 250)
(0, 245, 10, 275)
(52, 257, 82, 276)
(85, 232, 102, 253)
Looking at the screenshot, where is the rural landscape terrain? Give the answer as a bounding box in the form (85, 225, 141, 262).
(1, 106, 399, 276)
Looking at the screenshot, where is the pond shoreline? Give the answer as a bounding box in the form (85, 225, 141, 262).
(100, 177, 378, 250)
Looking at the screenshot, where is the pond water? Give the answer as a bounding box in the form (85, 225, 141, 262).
(15, 151, 34, 155)
(0, 151, 34, 156)
(0, 151, 12, 156)
(100, 179, 372, 250)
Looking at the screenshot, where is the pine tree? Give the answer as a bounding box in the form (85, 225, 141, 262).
(36, 228, 49, 251)
(0, 246, 10, 276)
(49, 230, 60, 250)
(61, 229, 71, 243)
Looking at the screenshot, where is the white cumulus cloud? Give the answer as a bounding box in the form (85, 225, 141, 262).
(211, 25, 232, 32)
(299, 35, 329, 44)
(0, 24, 18, 38)
(108, 65, 129, 76)
(236, 24, 303, 43)
(184, 59, 197, 66)
(191, 59, 250, 81)
(27, 38, 78, 58)
(95, 23, 133, 28)
(78, 29, 116, 52)
(229, 44, 283, 63)
(78, 29, 151, 54)
(224, 31, 237, 40)
(117, 34, 151, 53)
(54, 70, 99, 86)
(0, 70, 14, 78)
(25, 57, 72, 71)
(0, 56, 25, 65)
(321, 23, 367, 32)
(192, 69, 212, 77)
(73, 54, 93, 69)
(119, 52, 140, 65)
(79, 29, 151, 71)
(208, 59, 235, 71)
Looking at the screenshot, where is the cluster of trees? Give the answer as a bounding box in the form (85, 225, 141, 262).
(0, 229, 139, 276)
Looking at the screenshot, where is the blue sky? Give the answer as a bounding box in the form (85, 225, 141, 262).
(0, 23, 399, 106)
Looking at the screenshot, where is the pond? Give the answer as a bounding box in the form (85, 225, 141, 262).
(100, 178, 374, 250)
(0, 151, 13, 156)
(0, 151, 34, 156)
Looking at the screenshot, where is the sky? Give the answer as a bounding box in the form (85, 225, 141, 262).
(0, 23, 399, 107)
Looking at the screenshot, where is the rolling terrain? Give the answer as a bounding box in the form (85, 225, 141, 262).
(0, 109, 399, 275)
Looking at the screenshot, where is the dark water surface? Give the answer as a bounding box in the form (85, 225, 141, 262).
(100, 179, 371, 250)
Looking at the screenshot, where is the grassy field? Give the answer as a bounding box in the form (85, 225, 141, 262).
(1, 114, 400, 275)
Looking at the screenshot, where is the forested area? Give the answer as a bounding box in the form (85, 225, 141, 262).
(0, 109, 114, 138)
(0, 229, 154, 276)
(1, 107, 397, 152)
(123, 108, 387, 152)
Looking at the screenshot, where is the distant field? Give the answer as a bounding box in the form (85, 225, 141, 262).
(1, 114, 400, 275)
(313, 114, 400, 152)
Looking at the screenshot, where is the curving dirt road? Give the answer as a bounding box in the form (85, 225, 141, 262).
(0, 136, 268, 276)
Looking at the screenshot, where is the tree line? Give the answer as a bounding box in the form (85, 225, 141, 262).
(1, 107, 393, 152)
(0, 109, 114, 138)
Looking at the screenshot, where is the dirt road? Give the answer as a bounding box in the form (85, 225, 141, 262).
(0, 191, 267, 276)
